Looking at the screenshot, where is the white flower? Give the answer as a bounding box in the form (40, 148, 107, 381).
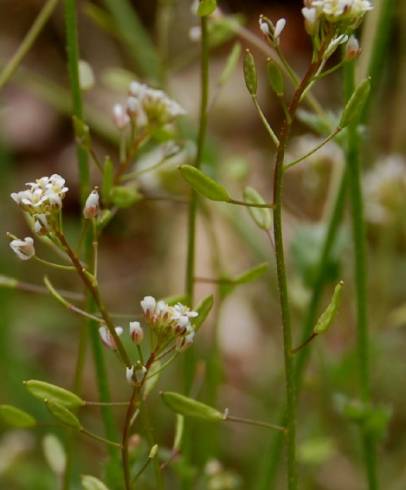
(305, 0, 372, 26)
(98, 326, 123, 350)
(11, 174, 68, 216)
(324, 34, 349, 58)
(274, 18, 287, 40)
(9, 237, 35, 261)
(129, 321, 144, 344)
(171, 303, 199, 319)
(126, 97, 148, 127)
(83, 189, 100, 219)
(112, 104, 130, 129)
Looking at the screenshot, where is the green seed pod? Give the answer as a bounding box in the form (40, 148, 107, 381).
(243, 50, 257, 96)
(243, 186, 272, 230)
(81, 475, 110, 490)
(313, 281, 343, 334)
(45, 401, 82, 430)
(73, 116, 91, 151)
(234, 262, 269, 285)
(339, 78, 370, 128)
(110, 185, 142, 208)
(24, 380, 85, 408)
(161, 392, 224, 422)
(266, 58, 284, 97)
(0, 404, 37, 428)
(197, 0, 217, 16)
(193, 294, 214, 331)
(179, 165, 230, 202)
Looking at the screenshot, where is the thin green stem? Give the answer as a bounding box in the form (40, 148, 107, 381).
(228, 198, 274, 209)
(284, 128, 341, 170)
(0, 0, 59, 90)
(252, 96, 280, 148)
(225, 414, 286, 433)
(64, 0, 90, 202)
(344, 61, 377, 490)
(34, 256, 76, 271)
(80, 428, 122, 448)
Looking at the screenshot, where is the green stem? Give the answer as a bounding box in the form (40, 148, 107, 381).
(64, 0, 90, 202)
(225, 414, 286, 433)
(257, 151, 347, 490)
(252, 96, 280, 147)
(0, 0, 59, 90)
(344, 62, 377, 490)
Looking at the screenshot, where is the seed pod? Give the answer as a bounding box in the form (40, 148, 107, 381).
(243, 50, 257, 96)
(24, 380, 85, 408)
(81, 475, 110, 490)
(179, 165, 230, 202)
(339, 78, 370, 128)
(266, 58, 284, 97)
(313, 281, 343, 334)
(45, 401, 82, 430)
(0, 404, 37, 428)
(110, 185, 142, 208)
(243, 186, 272, 230)
(42, 434, 66, 475)
(161, 392, 224, 422)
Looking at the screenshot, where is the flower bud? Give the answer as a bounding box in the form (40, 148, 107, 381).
(345, 36, 361, 61)
(274, 18, 286, 41)
(112, 104, 130, 129)
(126, 366, 134, 384)
(33, 214, 49, 235)
(83, 189, 100, 219)
(129, 321, 144, 344)
(9, 237, 35, 261)
(141, 296, 156, 320)
(302, 7, 317, 35)
(98, 326, 123, 350)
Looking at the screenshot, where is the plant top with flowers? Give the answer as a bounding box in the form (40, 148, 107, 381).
(1, 0, 391, 489)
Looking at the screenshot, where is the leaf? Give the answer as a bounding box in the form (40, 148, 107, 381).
(234, 262, 269, 284)
(313, 281, 343, 334)
(161, 392, 223, 422)
(339, 78, 371, 128)
(193, 295, 214, 331)
(0, 404, 37, 428)
(197, 0, 217, 17)
(110, 185, 142, 208)
(219, 42, 241, 86)
(42, 434, 66, 475)
(266, 59, 284, 97)
(81, 475, 110, 490)
(243, 50, 257, 96)
(45, 401, 82, 430)
(243, 186, 272, 230)
(24, 380, 85, 408)
(179, 165, 230, 202)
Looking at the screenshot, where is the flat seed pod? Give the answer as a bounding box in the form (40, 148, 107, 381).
(24, 380, 85, 408)
(179, 165, 230, 202)
(0, 404, 37, 428)
(161, 392, 224, 422)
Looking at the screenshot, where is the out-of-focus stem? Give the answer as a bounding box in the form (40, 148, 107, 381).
(0, 0, 58, 90)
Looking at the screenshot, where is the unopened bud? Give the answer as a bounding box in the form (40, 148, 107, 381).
(33, 214, 49, 235)
(345, 36, 361, 61)
(83, 189, 100, 219)
(302, 7, 317, 35)
(274, 18, 286, 42)
(129, 321, 144, 344)
(112, 104, 130, 129)
(149, 444, 159, 459)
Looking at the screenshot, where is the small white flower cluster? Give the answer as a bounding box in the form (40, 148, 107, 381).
(113, 81, 186, 131)
(302, 0, 372, 34)
(141, 296, 198, 351)
(11, 174, 68, 233)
